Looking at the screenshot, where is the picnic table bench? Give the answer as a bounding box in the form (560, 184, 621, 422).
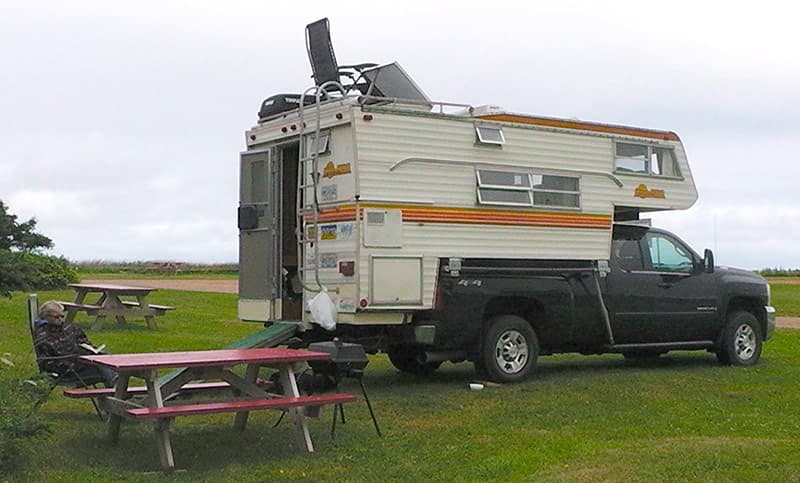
(63, 379, 274, 399)
(119, 300, 175, 313)
(59, 301, 103, 314)
(124, 393, 356, 420)
(75, 348, 358, 472)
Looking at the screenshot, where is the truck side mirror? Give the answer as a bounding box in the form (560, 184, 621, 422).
(703, 249, 715, 273)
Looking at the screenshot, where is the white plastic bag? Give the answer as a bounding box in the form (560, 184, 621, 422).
(308, 289, 337, 331)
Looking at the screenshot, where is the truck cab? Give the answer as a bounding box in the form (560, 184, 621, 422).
(606, 224, 774, 348)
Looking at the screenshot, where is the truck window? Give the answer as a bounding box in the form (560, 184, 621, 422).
(645, 233, 694, 273)
(613, 239, 644, 271)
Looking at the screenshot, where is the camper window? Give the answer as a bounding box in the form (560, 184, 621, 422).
(475, 125, 505, 145)
(304, 132, 330, 158)
(531, 174, 580, 208)
(477, 169, 531, 188)
(476, 169, 580, 209)
(615, 142, 680, 178)
(650, 147, 679, 177)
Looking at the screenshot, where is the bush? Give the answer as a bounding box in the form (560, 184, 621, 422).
(0, 356, 51, 474)
(0, 252, 77, 297)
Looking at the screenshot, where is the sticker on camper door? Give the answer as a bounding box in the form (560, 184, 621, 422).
(338, 223, 354, 240)
(321, 184, 338, 201)
(320, 253, 338, 269)
(321, 225, 337, 240)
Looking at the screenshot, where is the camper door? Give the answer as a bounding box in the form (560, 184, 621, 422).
(238, 148, 281, 321)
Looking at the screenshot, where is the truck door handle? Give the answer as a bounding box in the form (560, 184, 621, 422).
(657, 282, 673, 288)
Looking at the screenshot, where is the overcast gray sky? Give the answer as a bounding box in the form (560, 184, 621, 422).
(2, 1, 798, 269)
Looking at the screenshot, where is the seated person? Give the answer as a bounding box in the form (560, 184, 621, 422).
(33, 300, 117, 387)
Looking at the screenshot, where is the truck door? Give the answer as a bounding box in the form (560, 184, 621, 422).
(606, 227, 718, 343)
(238, 148, 281, 321)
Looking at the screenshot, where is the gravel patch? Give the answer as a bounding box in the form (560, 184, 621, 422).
(81, 279, 238, 294)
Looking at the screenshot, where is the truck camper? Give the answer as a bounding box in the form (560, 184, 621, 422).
(238, 18, 775, 382)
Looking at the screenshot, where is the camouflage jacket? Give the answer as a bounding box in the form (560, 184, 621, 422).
(33, 322, 91, 375)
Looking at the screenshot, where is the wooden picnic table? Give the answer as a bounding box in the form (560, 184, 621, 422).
(62, 283, 174, 330)
(74, 348, 356, 472)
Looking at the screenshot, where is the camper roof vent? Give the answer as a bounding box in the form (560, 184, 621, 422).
(470, 105, 506, 117)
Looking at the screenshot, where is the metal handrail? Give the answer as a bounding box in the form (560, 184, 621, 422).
(295, 81, 347, 295)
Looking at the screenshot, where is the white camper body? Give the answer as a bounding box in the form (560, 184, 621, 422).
(237, 96, 697, 327)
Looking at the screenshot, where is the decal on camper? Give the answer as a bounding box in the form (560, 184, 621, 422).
(634, 184, 666, 199)
(322, 161, 352, 179)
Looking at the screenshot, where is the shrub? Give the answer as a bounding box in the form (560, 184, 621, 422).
(0, 252, 77, 297)
(0, 356, 51, 474)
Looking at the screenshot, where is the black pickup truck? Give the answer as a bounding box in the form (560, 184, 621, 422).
(386, 223, 776, 383)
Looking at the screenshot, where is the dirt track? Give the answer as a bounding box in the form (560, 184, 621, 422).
(81, 279, 238, 294)
(82, 279, 800, 329)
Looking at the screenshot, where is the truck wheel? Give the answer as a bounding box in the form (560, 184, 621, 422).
(481, 315, 538, 383)
(716, 311, 762, 366)
(387, 347, 442, 376)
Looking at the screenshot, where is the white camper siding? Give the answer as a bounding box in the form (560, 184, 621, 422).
(356, 223, 611, 311)
(353, 110, 620, 213)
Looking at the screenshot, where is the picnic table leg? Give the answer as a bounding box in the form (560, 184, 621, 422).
(108, 374, 130, 443)
(145, 372, 176, 471)
(137, 295, 157, 329)
(279, 363, 314, 452)
(92, 315, 107, 331)
(64, 289, 88, 324)
(106, 295, 129, 327)
(233, 364, 261, 431)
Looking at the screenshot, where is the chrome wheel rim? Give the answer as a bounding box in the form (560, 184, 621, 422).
(734, 324, 757, 361)
(494, 329, 529, 374)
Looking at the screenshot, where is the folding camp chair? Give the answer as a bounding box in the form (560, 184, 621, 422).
(27, 294, 105, 419)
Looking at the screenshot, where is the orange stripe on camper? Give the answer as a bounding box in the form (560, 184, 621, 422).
(478, 114, 680, 142)
(307, 204, 611, 229)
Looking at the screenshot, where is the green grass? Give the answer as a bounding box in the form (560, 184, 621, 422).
(2, 283, 800, 481)
(769, 282, 800, 317)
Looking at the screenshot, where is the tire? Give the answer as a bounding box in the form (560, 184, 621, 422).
(387, 347, 442, 376)
(481, 315, 539, 383)
(716, 311, 763, 366)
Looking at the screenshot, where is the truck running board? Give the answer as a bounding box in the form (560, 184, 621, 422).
(604, 341, 715, 353)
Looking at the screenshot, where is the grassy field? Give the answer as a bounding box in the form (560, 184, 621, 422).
(2, 283, 799, 481)
(769, 279, 800, 317)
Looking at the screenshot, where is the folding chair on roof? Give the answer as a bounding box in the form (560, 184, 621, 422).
(27, 294, 104, 419)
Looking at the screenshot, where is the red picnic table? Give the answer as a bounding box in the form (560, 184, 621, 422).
(71, 348, 357, 472)
(61, 283, 174, 329)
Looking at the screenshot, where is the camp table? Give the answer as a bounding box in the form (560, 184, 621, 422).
(74, 348, 356, 472)
(61, 283, 173, 329)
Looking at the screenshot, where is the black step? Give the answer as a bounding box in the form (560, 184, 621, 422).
(604, 341, 715, 353)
